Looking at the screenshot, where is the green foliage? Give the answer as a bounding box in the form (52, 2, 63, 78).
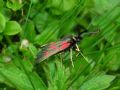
(0, 62, 47, 90)
(0, 0, 120, 90)
(47, 0, 77, 15)
(3, 21, 22, 35)
(79, 75, 115, 90)
(6, 0, 23, 11)
(0, 13, 6, 32)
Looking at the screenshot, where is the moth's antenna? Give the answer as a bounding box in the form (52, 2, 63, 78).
(80, 30, 100, 38)
(74, 24, 100, 39)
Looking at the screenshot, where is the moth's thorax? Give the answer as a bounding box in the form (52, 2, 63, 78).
(61, 35, 79, 42)
(72, 36, 80, 43)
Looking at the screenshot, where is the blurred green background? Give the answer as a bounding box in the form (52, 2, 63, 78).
(0, 0, 120, 90)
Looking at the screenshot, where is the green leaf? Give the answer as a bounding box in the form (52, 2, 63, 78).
(93, 0, 120, 15)
(23, 21, 36, 42)
(3, 21, 22, 35)
(6, 0, 22, 11)
(0, 62, 47, 90)
(28, 43, 38, 58)
(79, 75, 116, 90)
(31, 0, 39, 4)
(48, 61, 70, 90)
(34, 21, 59, 45)
(47, 0, 77, 14)
(103, 47, 120, 71)
(0, 64, 33, 90)
(62, 0, 77, 11)
(33, 12, 49, 32)
(0, 13, 6, 33)
(0, 0, 4, 11)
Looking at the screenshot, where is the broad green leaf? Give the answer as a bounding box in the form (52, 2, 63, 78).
(3, 21, 22, 35)
(33, 12, 49, 32)
(47, 0, 77, 14)
(79, 75, 115, 90)
(6, 0, 22, 11)
(103, 48, 120, 71)
(0, 13, 6, 33)
(0, 62, 47, 90)
(31, 0, 39, 4)
(93, 0, 120, 15)
(0, 64, 33, 90)
(62, 0, 77, 11)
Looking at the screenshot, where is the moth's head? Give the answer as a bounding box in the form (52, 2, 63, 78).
(72, 35, 80, 43)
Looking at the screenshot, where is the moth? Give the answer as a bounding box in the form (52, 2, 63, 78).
(35, 30, 99, 65)
(35, 35, 81, 64)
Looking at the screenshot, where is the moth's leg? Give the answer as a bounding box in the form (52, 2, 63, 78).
(70, 49, 74, 68)
(73, 43, 80, 57)
(74, 44, 89, 63)
(75, 44, 80, 51)
(76, 49, 89, 63)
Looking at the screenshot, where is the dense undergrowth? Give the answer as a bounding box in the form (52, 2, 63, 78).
(0, 0, 120, 90)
